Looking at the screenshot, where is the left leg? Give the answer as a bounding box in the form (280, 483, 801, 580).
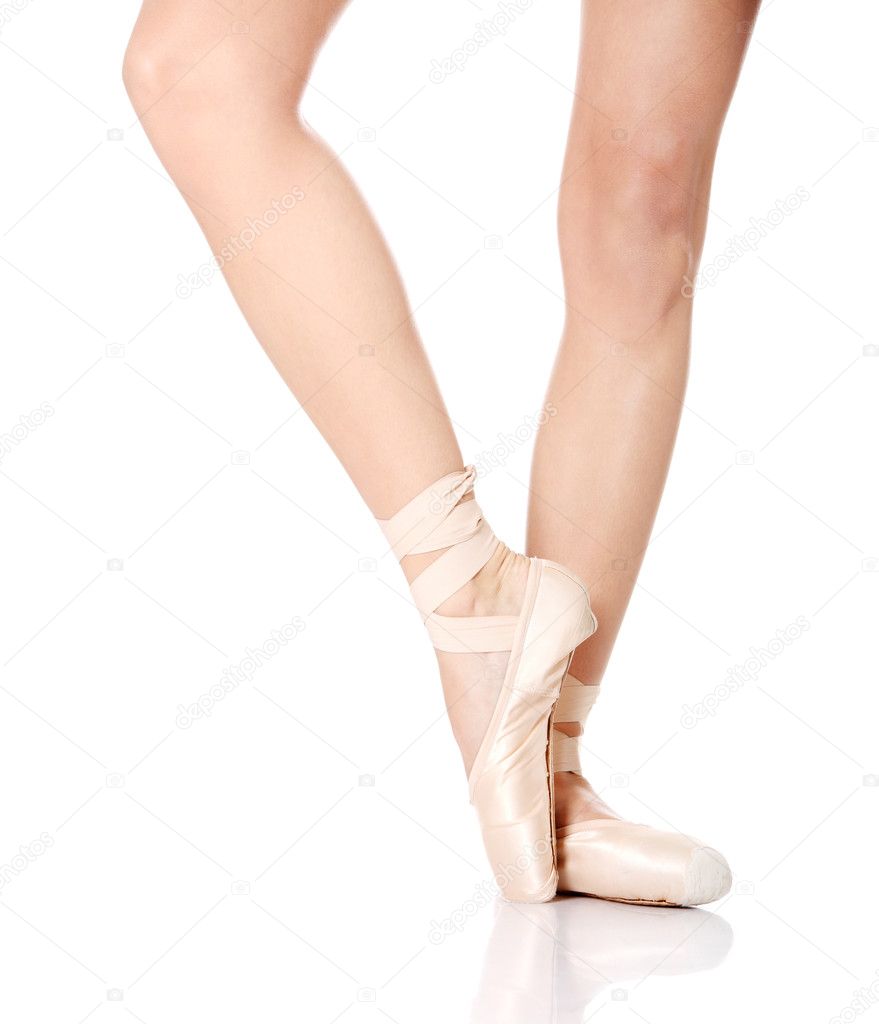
(529, 0, 758, 826)
(526, 0, 758, 903)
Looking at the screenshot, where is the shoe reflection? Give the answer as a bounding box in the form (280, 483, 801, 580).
(470, 895, 733, 1023)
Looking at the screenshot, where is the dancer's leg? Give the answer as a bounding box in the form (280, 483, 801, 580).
(525, 0, 759, 823)
(123, 0, 457, 515)
(123, 0, 528, 773)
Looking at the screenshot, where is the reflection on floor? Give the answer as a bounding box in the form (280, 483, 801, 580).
(471, 895, 733, 1022)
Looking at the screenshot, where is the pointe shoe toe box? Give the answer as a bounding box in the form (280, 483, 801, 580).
(682, 843, 732, 907)
(557, 820, 731, 906)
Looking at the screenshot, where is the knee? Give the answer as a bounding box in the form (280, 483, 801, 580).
(122, 19, 304, 126)
(615, 129, 697, 242)
(122, 24, 191, 117)
(562, 126, 705, 287)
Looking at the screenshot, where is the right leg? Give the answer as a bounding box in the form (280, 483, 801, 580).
(123, 0, 458, 517)
(123, 0, 598, 901)
(122, 0, 534, 778)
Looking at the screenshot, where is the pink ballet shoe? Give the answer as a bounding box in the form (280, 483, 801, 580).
(553, 675, 732, 906)
(379, 468, 596, 902)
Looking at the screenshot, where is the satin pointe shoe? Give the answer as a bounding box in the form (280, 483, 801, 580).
(379, 467, 596, 903)
(553, 675, 732, 906)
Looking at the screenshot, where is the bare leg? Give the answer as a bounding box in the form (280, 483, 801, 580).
(123, 0, 458, 515)
(526, 0, 759, 823)
(123, 0, 529, 773)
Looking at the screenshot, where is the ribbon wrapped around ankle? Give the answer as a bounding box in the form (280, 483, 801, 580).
(378, 467, 519, 654)
(552, 676, 601, 774)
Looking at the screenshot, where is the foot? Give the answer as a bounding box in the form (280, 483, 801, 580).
(385, 467, 596, 902)
(554, 768, 620, 827)
(551, 678, 732, 904)
(430, 542, 531, 775)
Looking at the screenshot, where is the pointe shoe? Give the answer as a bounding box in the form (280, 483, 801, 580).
(379, 467, 596, 903)
(553, 675, 732, 906)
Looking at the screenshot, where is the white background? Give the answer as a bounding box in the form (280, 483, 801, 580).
(1, 1, 877, 1021)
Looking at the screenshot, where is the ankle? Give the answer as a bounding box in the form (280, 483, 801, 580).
(554, 771, 620, 825)
(439, 543, 530, 618)
(397, 492, 477, 587)
(554, 721, 583, 739)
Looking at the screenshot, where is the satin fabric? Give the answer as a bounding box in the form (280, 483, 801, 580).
(379, 467, 597, 902)
(557, 818, 731, 905)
